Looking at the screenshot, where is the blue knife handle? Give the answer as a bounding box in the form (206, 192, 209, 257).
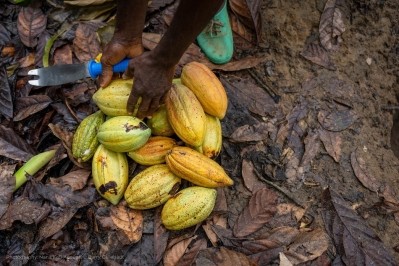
(87, 58, 130, 78)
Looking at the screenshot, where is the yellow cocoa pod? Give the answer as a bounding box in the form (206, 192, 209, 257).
(92, 79, 139, 117)
(165, 146, 233, 188)
(127, 136, 177, 165)
(92, 144, 129, 205)
(124, 164, 181, 210)
(181, 61, 228, 119)
(97, 116, 151, 153)
(196, 114, 222, 159)
(165, 83, 206, 147)
(72, 110, 105, 162)
(161, 186, 217, 230)
(146, 105, 175, 137)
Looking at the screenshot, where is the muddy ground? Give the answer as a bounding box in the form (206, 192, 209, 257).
(1, 0, 399, 264)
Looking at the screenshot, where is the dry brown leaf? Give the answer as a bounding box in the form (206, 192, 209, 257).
(319, 0, 346, 51)
(176, 237, 208, 266)
(49, 169, 91, 191)
(300, 130, 320, 168)
(282, 228, 329, 264)
(36, 208, 77, 241)
(300, 42, 336, 70)
(318, 129, 342, 162)
(241, 159, 267, 193)
(0, 163, 16, 218)
(230, 122, 272, 142)
(48, 123, 74, 151)
(163, 235, 197, 266)
(73, 22, 102, 62)
(53, 44, 73, 65)
(233, 187, 278, 237)
(350, 149, 381, 193)
(110, 202, 143, 243)
(318, 109, 357, 132)
(17, 7, 47, 48)
(154, 207, 169, 264)
(14, 95, 53, 122)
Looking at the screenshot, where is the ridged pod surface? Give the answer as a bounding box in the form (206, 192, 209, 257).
(124, 164, 181, 210)
(97, 116, 151, 153)
(146, 105, 175, 137)
(92, 79, 138, 116)
(196, 114, 222, 159)
(72, 110, 105, 162)
(165, 146, 233, 188)
(161, 186, 216, 230)
(92, 144, 129, 205)
(165, 83, 206, 147)
(127, 136, 177, 165)
(181, 61, 228, 119)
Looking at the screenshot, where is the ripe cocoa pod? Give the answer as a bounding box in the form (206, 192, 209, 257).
(165, 146, 233, 188)
(181, 61, 228, 119)
(92, 79, 139, 117)
(165, 83, 206, 147)
(196, 114, 222, 159)
(146, 105, 175, 137)
(97, 116, 151, 153)
(72, 110, 105, 162)
(161, 186, 217, 230)
(127, 136, 177, 165)
(124, 164, 181, 210)
(92, 144, 129, 205)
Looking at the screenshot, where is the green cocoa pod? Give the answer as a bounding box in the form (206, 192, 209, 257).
(146, 105, 175, 137)
(72, 110, 105, 162)
(97, 116, 151, 153)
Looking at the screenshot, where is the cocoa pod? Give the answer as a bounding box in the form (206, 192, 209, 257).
(127, 136, 177, 165)
(146, 104, 175, 137)
(97, 116, 151, 153)
(181, 61, 228, 119)
(196, 114, 222, 159)
(92, 144, 129, 205)
(161, 186, 216, 230)
(72, 110, 105, 162)
(92, 79, 139, 117)
(124, 164, 181, 210)
(165, 146, 233, 188)
(165, 83, 206, 147)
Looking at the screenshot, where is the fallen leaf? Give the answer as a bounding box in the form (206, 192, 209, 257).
(319, 129, 342, 162)
(0, 66, 13, 119)
(279, 252, 294, 266)
(0, 164, 16, 217)
(276, 102, 308, 147)
(36, 207, 77, 241)
(230, 122, 273, 142)
(241, 159, 267, 192)
(14, 95, 53, 121)
(350, 149, 381, 192)
(176, 237, 208, 266)
(64, 0, 114, 6)
(196, 246, 256, 266)
(154, 207, 169, 264)
(123, 234, 155, 265)
(0, 24, 11, 46)
(318, 109, 357, 131)
(282, 228, 329, 264)
(110, 202, 143, 243)
(0, 125, 35, 162)
(300, 130, 320, 168)
(319, 0, 346, 51)
(0, 197, 51, 230)
(17, 6, 47, 48)
(48, 123, 74, 151)
(300, 42, 336, 70)
(321, 188, 396, 265)
(164, 235, 197, 266)
(233, 187, 278, 237)
(49, 169, 91, 191)
(53, 44, 73, 65)
(73, 22, 102, 62)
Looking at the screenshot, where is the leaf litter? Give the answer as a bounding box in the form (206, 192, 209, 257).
(1, 0, 399, 264)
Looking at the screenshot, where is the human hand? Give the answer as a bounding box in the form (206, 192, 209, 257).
(124, 50, 175, 119)
(99, 37, 143, 88)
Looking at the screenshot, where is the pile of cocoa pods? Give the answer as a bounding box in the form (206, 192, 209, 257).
(72, 61, 233, 230)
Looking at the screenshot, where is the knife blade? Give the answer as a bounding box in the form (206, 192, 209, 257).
(28, 58, 130, 86)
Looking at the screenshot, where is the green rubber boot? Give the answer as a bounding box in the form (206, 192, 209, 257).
(196, 0, 234, 64)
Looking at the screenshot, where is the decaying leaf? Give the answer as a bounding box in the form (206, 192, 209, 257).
(163, 235, 197, 266)
(300, 130, 320, 168)
(49, 169, 91, 191)
(0, 197, 51, 230)
(14, 95, 53, 122)
(177, 237, 208, 266)
(350, 149, 381, 192)
(0, 125, 35, 162)
(319, 0, 346, 51)
(110, 202, 143, 243)
(319, 129, 342, 162)
(73, 22, 102, 62)
(0, 164, 16, 218)
(196, 247, 255, 266)
(48, 123, 74, 151)
(0, 66, 13, 119)
(300, 42, 336, 70)
(230, 122, 273, 142)
(241, 159, 267, 193)
(0, 24, 11, 46)
(233, 187, 278, 237)
(282, 227, 329, 264)
(154, 207, 169, 264)
(36, 208, 77, 241)
(318, 109, 357, 132)
(321, 188, 396, 265)
(17, 6, 47, 48)
(64, 0, 114, 6)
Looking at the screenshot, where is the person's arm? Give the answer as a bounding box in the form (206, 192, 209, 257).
(125, 0, 224, 117)
(99, 0, 148, 87)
